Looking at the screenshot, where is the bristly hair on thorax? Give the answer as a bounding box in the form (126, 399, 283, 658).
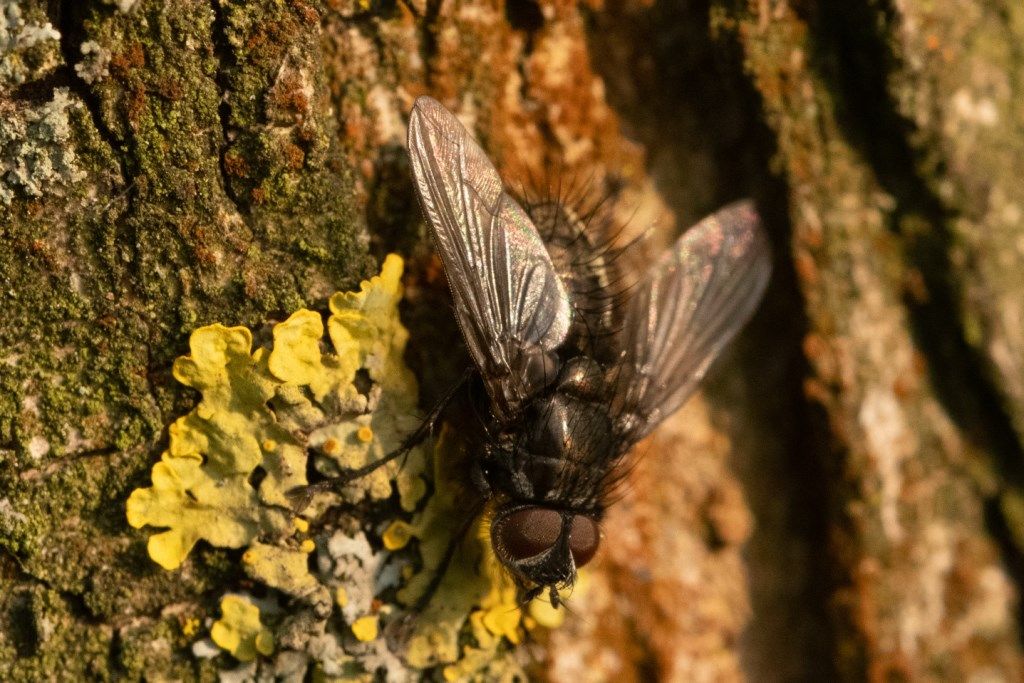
(514, 170, 642, 366)
(505, 171, 650, 512)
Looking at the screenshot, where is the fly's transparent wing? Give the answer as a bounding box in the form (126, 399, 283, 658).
(408, 96, 572, 422)
(612, 200, 771, 443)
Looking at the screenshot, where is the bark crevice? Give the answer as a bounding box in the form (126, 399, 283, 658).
(208, 0, 245, 214)
(808, 0, 1024, 630)
(54, 1, 128, 188)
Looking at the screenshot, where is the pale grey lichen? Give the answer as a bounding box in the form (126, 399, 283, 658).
(1, 0, 62, 86)
(74, 40, 111, 84)
(0, 496, 30, 552)
(0, 88, 86, 205)
(101, 0, 141, 13)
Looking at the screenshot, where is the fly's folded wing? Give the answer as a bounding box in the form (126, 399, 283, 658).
(611, 200, 772, 444)
(408, 96, 572, 422)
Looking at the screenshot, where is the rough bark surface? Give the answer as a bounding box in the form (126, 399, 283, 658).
(2, 0, 1023, 680)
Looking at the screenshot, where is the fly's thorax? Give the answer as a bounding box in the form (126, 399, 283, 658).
(523, 394, 613, 466)
(478, 356, 618, 504)
(507, 355, 617, 503)
(555, 355, 607, 398)
(524, 356, 613, 460)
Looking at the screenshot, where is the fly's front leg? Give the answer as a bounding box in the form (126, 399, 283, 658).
(412, 494, 488, 612)
(287, 368, 474, 511)
(407, 458, 493, 612)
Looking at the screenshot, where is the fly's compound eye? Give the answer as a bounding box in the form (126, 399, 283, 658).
(493, 507, 562, 561)
(568, 514, 600, 567)
(492, 507, 601, 568)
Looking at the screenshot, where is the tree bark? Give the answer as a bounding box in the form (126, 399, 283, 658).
(2, 0, 1023, 680)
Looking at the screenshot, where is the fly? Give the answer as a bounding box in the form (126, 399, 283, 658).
(296, 96, 771, 608)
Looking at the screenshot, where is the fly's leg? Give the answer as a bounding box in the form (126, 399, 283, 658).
(520, 582, 560, 609)
(287, 368, 474, 511)
(522, 585, 544, 603)
(412, 494, 488, 612)
(411, 458, 492, 612)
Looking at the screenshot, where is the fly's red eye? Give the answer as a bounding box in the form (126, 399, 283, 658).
(494, 507, 562, 560)
(569, 515, 600, 567)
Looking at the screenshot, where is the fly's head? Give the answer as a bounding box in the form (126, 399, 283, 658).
(490, 502, 600, 606)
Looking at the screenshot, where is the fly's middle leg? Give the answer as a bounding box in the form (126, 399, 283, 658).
(286, 368, 475, 511)
(412, 494, 488, 612)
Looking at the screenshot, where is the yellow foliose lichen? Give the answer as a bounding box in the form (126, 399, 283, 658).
(182, 617, 201, 637)
(305, 254, 428, 510)
(242, 542, 328, 609)
(126, 254, 427, 576)
(125, 254, 566, 678)
(210, 595, 274, 662)
(124, 324, 295, 569)
(351, 615, 379, 642)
